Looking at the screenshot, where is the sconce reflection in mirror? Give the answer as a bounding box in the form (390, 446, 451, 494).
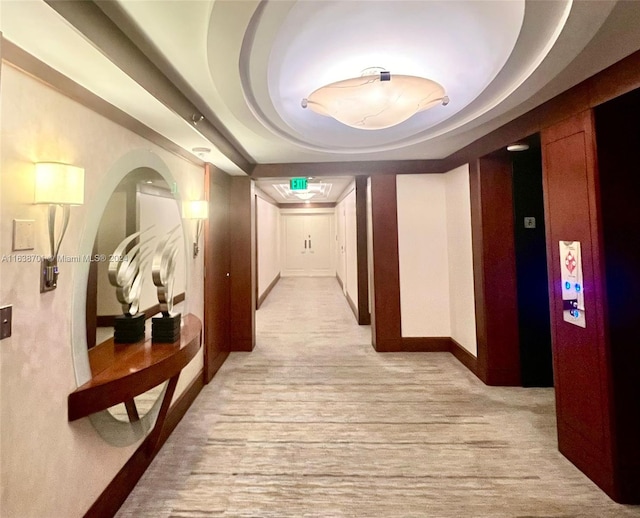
(151, 225, 181, 342)
(34, 162, 85, 292)
(182, 200, 208, 258)
(108, 228, 155, 343)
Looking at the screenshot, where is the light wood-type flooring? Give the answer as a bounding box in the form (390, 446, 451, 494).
(116, 277, 640, 517)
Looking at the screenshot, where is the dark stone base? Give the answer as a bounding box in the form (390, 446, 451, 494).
(114, 313, 146, 344)
(152, 313, 182, 343)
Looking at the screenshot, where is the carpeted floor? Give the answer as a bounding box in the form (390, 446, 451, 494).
(116, 277, 640, 517)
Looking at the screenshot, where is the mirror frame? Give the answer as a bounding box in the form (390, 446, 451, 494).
(71, 150, 191, 446)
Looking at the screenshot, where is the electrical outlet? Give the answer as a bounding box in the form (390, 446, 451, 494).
(0, 305, 12, 340)
(13, 219, 35, 251)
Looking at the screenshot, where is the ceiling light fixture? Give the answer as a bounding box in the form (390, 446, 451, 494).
(301, 67, 449, 130)
(293, 192, 316, 201)
(507, 142, 530, 152)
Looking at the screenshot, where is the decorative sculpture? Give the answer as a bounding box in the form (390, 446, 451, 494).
(151, 225, 182, 342)
(108, 228, 155, 343)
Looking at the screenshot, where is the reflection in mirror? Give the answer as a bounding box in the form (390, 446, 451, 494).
(85, 168, 186, 422)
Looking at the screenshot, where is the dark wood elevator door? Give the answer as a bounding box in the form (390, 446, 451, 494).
(204, 166, 231, 382)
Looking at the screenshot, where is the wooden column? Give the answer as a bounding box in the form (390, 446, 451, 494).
(469, 157, 521, 386)
(229, 176, 256, 351)
(369, 175, 402, 351)
(541, 110, 616, 499)
(355, 176, 371, 325)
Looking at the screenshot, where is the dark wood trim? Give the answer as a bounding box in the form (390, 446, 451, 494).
(69, 314, 201, 421)
(449, 338, 479, 376)
(229, 177, 256, 351)
(252, 160, 448, 178)
(1, 39, 204, 169)
(206, 351, 230, 382)
(399, 337, 451, 352)
(346, 291, 358, 323)
(369, 176, 402, 352)
(43, 1, 253, 174)
(257, 273, 280, 309)
(443, 50, 640, 172)
(278, 202, 336, 209)
(86, 242, 99, 349)
(469, 157, 521, 387)
(541, 110, 617, 500)
(96, 293, 186, 328)
(203, 164, 231, 383)
(355, 176, 371, 325)
(83, 368, 205, 518)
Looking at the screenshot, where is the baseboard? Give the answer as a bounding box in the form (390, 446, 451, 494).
(257, 273, 280, 309)
(346, 291, 358, 322)
(205, 350, 230, 383)
(230, 337, 255, 351)
(449, 338, 478, 376)
(84, 369, 204, 518)
(400, 337, 451, 352)
(336, 273, 344, 290)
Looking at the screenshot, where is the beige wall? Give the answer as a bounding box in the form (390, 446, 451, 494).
(0, 65, 206, 517)
(335, 184, 358, 311)
(444, 164, 477, 355)
(256, 195, 280, 298)
(396, 170, 477, 354)
(397, 174, 451, 337)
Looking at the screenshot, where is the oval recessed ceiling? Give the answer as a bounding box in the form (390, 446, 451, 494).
(237, 0, 572, 154)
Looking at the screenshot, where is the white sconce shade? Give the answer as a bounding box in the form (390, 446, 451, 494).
(182, 200, 208, 258)
(182, 200, 209, 220)
(302, 69, 449, 130)
(33, 162, 84, 292)
(34, 162, 85, 205)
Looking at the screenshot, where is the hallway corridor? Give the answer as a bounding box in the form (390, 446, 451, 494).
(116, 278, 639, 517)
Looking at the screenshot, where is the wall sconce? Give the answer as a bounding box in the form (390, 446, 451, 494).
(182, 200, 208, 258)
(34, 162, 85, 292)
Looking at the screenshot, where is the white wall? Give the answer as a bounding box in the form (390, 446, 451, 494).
(396, 175, 451, 337)
(344, 188, 358, 310)
(0, 65, 206, 517)
(335, 198, 346, 285)
(395, 169, 477, 354)
(445, 164, 477, 355)
(256, 194, 280, 298)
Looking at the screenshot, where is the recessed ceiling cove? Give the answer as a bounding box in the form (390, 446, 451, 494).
(236, 0, 571, 154)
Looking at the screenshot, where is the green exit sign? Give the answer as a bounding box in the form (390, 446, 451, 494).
(290, 177, 308, 190)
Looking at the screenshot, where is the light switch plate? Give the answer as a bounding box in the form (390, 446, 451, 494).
(524, 217, 536, 229)
(13, 219, 35, 251)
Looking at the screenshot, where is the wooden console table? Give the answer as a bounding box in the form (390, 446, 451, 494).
(68, 314, 201, 422)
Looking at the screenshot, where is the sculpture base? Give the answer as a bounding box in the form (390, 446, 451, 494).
(152, 313, 182, 343)
(114, 313, 146, 344)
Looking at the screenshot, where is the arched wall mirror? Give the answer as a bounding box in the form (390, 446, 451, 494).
(71, 151, 191, 446)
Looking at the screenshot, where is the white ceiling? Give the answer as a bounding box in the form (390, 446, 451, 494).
(2, 0, 640, 174)
(256, 176, 354, 205)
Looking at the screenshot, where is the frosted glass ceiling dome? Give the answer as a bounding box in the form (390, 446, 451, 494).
(302, 68, 449, 130)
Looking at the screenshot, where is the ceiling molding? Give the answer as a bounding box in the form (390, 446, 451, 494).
(252, 160, 448, 178)
(277, 203, 337, 209)
(44, 0, 254, 174)
(442, 47, 640, 171)
(1, 37, 205, 169)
